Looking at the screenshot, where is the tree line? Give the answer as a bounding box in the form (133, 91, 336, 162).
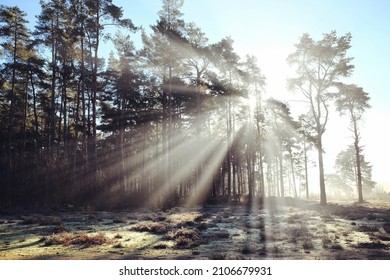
(0, 0, 374, 209)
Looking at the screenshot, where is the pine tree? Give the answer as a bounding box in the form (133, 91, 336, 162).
(287, 31, 354, 205)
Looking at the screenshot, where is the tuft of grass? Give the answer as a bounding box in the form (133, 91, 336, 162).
(242, 245, 257, 254)
(113, 243, 125, 249)
(51, 225, 69, 234)
(201, 212, 212, 219)
(356, 240, 387, 249)
(245, 221, 264, 229)
(156, 215, 166, 222)
(330, 243, 343, 250)
(302, 239, 314, 250)
(215, 230, 230, 239)
(322, 236, 332, 249)
(137, 215, 154, 221)
(367, 213, 377, 221)
(212, 216, 223, 223)
(194, 215, 204, 222)
(209, 252, 226, 260)
(358, 225, 379, 232)
(40, 216, 62, 225)
(21, 216, 40, 225)
(270, 245, 281, 254)
(376, 233, 390, 241)
(166, 212, 202, 225)
(165, 228, 203, 248)
(197, 223, 209, 230)
(258, 248, 267, 256)
(153, 244, 168, 249)
(320, 214, 335, 222)
(289, 224, 309, 237)
(44, 232, 111, 248)
(287, 214, 303, 224)
(131, 221, 170, 234)
(37, 237, 47, 243)
(22, 215, 62, 226)
(113, 216, 127, 224)
(175, 236, 193, 247)
(114, 233, 123, 239)
(288, 224, 311, 244)
(383, 224, 390, 234)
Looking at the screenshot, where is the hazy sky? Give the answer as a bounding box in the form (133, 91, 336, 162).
(3, 0, 390, 186)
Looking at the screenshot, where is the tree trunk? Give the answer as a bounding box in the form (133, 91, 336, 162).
(289, 150, 298, 198)
(279, 150, 284, 197)
(90, 0, 100, 181)
(29, 65, 40, 148)
(303, 140, 309, 199)
(317, 137, 327, 205)
(50, 17, 58, 148)
(8, 20, 18, 169)
(353, 122, 363, 203)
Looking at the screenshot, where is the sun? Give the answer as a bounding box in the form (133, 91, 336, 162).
(247, 93, 258, 116)
(256, 45, 295, 100)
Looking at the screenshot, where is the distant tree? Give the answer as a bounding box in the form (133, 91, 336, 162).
(335, 146, 375, 198)
(265, 98, 298, 197)
(287, 31, 354, 205)
(335, 83, 371, 202)
(297, 114, 316, 199)
(325, 173, 353, 199)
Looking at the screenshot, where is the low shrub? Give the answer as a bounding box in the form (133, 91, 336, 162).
(44, 232, 111, 248)
(131, 221, 170, 234)
(165, 228, 203, 248)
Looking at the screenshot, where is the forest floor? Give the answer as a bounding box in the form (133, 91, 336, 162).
(1, 198, 390, 260)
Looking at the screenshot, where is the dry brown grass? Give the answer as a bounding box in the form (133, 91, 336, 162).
(288, 224, 310, 244)
(112, 216, 128, 224)
(356, 240, 387, 249)
(114, 233, 123, 239)
(214, 230, 230, 239)
(197, 223, 209, 230)
(287, 213, 304, 224)
(358, 225, 379, 232)
(166, 212, 202, 225)
(165, 228, 203, 248)
(302, 238, 314, 250)
(22, 215, 62, 226)
(383, 223, 390, 234)
(209, 252, 226, 260)
(242, 244, 257, 254)
(112, 243, 125, 249)
(131, 221, 170, 234)
(44, 232, 111, 248)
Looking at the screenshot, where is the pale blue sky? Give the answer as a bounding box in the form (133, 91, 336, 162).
(2, 0, 390, 185)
